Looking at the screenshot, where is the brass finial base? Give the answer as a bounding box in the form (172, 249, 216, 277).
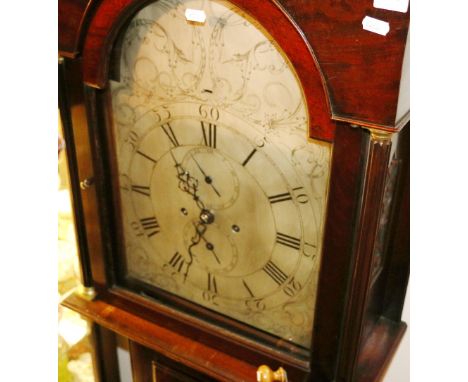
(256, 365, 288, 382)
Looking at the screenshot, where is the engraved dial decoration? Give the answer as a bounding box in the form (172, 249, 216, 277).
(110, 0, 331, 348)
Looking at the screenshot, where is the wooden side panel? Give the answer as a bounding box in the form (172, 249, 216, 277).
(311, 125, 408, 382)
(311, 124, 367, 381)
(359, 124, 410, 351)
(279, 0, 410, 129)
(354, 318, 407, 382)
(381, 124, 410, 320)
(337, 131, 393, 381)
(59, 58, 93, 286)
(89, 324, 121, 382)
(60, 57, 108, 287)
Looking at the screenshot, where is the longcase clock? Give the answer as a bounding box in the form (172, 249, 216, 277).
(58, 0, 410, 381)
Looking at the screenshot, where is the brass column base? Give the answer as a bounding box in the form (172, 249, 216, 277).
(76, 284, 97, 301)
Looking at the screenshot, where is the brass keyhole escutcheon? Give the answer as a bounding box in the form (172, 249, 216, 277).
(256, 365, 288, 382)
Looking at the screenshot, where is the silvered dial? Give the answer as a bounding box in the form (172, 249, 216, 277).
(110, 0, 331, 348)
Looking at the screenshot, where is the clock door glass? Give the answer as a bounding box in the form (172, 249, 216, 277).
(109, 0, 331, 348)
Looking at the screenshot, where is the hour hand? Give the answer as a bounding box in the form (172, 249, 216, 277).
(170, 151, 200, 199)
(169, 150, 185, 177)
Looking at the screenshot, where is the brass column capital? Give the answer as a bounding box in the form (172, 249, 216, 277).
(367, 128, 393, 145)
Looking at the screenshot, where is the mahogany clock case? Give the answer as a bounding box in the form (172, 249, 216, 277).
(58, 0, 410, 381)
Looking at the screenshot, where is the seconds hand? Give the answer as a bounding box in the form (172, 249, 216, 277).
(192, 222, 221, 265)
(190, 154, 221, 197)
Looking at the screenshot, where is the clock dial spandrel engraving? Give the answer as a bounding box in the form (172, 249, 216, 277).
(110, 0, 331, 348)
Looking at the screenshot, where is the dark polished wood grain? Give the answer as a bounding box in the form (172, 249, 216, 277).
(310, 123, 366, 381)
(359, 123, 409, 362)
(59, 58, 93, 287)
(83, 85, 121, 288)
(89, 324, 121, 382)
(381, 124, 410, 321)
(108, 286, 310, 377)
(130, 341, 217, 382)
(128, 342, 153, 382)
(337, 130, 393, 381)
(279, 0, 410, 129)
(58, 0, 96, 57)
(354, 317, 406, 382)
(63, 293, 262, 382)
(60, 58, 108, 287)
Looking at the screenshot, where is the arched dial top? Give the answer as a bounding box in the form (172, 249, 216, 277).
(110, 0, 331, 348)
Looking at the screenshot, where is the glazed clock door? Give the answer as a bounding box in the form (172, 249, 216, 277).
(108, 0, 331, 351)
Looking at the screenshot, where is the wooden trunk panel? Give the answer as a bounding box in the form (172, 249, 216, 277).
(130, 341, 215, 382)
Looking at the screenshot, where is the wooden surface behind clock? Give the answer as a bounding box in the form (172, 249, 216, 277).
(58, 0, 410, 381)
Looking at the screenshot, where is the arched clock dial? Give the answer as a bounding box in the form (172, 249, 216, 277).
(110, 0, 331, 348)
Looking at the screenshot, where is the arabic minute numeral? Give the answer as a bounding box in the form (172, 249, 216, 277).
(292, 186, 309, 204)
(245, 298, 266, 312)
(303, 241, 317, 259)
(283, 278, 302, 297)
(125, 130, 138, 150)
(198, 105, 220, 121)
(130, 221, 144, 237)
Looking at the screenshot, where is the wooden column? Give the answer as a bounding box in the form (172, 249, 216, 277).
(337, 128, 393, 381)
